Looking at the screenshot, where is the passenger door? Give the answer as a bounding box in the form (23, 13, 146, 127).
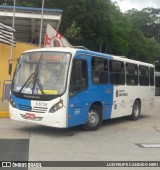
(68, 55, 89, 127)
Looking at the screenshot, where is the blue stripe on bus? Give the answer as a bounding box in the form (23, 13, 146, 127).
(76, 49, 113, 60)
(11, 93, 31, 111)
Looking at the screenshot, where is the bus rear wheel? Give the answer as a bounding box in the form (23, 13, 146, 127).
(83, 105, 102, 131)
(131, 100, 141, 121)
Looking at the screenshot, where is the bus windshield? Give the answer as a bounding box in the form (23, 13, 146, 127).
(12, 51, 71, 96)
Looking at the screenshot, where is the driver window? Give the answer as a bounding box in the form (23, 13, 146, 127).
(69, 59, 88, 97)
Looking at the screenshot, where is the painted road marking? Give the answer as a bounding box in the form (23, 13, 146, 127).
(136, 144, 160, 148)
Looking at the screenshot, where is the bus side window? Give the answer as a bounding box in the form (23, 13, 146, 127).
(69, 59, 88, 97)
(139, 66, 149, 86)
(110, 60, 125, 85)
(155, 61, 160, 72)
(126, 63, 138, 85)
(150, 67, 154, 86)
(91, 57, 108, 84)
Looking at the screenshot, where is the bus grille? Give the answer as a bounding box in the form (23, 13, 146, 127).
(18, 104, 31, 111)
(18, 104, 48, 113)
(32, 107, 48, 113)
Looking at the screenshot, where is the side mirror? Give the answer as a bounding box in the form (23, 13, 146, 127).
(9, 63, 12, 75)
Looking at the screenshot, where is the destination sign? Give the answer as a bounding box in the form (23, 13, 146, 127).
(30, 55, 62, 61)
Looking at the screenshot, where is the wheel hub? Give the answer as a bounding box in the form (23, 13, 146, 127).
(88, 110, 99, 126)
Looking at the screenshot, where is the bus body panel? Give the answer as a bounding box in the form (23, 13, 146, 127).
(67, 52, 90, 127)
(68, 90, 90, 127)
(86, 52, 114, 120)
(111, 86, 154, 119)
(68, 84, 114, 127)
(111, 85, 132, 118)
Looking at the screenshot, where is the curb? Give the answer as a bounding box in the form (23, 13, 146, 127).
(0, 111, 10, 118)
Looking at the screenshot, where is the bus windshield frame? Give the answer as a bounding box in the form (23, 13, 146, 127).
(11, 51, 71, 100)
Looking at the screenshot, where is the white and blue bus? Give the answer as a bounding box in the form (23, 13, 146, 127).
(9, 47, 155, 130)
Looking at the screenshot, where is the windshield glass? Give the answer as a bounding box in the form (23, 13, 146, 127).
(12, 51, 71, 96)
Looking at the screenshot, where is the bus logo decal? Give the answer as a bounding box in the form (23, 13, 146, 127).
(75, 109, 80, 115)
(119, 90, 128, 97)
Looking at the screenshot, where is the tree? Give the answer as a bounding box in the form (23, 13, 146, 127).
(125, 8, 160, 43)
(65, 21, 82, 45)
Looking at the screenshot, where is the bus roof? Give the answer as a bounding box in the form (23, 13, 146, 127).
(22, 47, 154, 67)
(23, 47, 77, 54)
(112, 55, 154, 67)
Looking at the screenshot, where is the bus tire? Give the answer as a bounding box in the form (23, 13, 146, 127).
(131, 100, 141, 121)
(83, 105, 102, 131)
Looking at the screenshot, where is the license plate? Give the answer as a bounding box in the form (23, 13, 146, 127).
(25, 113, 35, 119)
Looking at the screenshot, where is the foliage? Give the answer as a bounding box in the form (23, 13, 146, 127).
(125, 8, 160, 43)
(65, 21, 82, 44)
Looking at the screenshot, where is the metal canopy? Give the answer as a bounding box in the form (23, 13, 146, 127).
(0, 5, 63, 45)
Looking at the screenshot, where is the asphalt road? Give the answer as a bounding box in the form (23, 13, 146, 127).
(0, 97, 160, 170)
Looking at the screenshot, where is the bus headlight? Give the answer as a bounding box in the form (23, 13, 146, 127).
(49, 100, 63, 113)
(10, 96, 16, 108)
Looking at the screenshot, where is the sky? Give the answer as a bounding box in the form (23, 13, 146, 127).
(112, 0, 160, 12)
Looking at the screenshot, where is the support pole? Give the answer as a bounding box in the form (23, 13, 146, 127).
(39, 0, 44, 48)
(9, 0, 16, 80)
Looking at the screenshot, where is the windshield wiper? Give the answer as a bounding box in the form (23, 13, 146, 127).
(19, 73, 34, 93)
(35, 78, 45, 95)
(19, 52, 45, 95)
(31, 58, 45, 95)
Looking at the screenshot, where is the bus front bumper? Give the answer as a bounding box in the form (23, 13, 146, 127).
(9, 105, 68, 128)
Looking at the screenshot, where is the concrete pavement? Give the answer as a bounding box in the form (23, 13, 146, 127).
(0, 97, 160, 170)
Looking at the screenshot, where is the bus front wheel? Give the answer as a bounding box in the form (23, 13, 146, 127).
(83, 105, 102, 131)
(131, 100, 141, 121)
